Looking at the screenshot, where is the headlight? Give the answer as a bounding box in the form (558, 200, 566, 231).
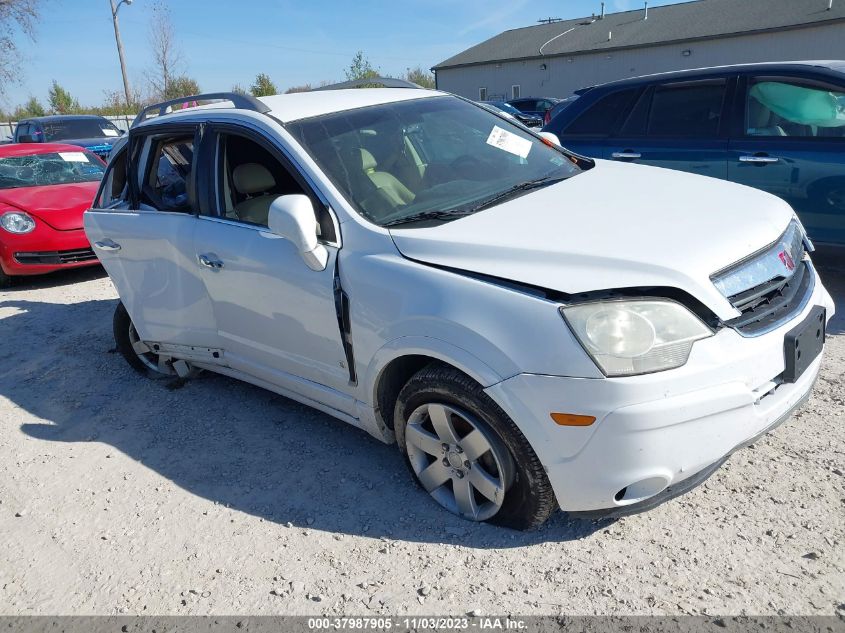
(560, 299, 713, 377)
(0, 211, 36, 234)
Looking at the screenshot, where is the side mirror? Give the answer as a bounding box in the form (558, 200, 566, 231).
(539, 131, 561, 146)
(18, 134, 36, 143)
(268, 194, 328, 271)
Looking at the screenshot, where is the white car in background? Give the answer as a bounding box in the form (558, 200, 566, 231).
(85, 83, 834, 529)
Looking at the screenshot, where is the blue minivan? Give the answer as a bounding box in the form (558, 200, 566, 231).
(543, 62, 845, 246)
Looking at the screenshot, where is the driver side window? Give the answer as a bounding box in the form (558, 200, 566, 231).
(210, 130, 336, 241)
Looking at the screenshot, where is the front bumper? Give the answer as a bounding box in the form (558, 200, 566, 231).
(485, 270, 835, 513)
(0, 226, 98, 276)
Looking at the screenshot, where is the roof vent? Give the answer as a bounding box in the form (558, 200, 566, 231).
(828, 0, 834, 10)
(608, 30, 612, 41)
(643, 1, 649, 20)
(600, 2, 605, 19)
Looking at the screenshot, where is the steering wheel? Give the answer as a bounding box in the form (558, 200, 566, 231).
(449, 154, 489, 180)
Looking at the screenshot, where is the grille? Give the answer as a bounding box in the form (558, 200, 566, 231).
(724, 260, 813, 336)
(15, 248, 98, 265)
(712, 221, 814, 336)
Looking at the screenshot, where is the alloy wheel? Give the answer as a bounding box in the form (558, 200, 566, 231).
(405, 402, 514, 521)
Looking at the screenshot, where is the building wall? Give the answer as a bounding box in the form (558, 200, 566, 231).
(435, 22, 845, 101)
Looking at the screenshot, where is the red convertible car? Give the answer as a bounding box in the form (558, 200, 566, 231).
(0, 142, 106, 287)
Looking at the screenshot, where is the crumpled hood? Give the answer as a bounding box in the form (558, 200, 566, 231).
(389, 160, 795, 320)
(0, 181, 100, 231)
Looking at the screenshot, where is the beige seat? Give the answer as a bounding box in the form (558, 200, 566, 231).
(357, 148, 415, 208)
(232, 163, 279, 225)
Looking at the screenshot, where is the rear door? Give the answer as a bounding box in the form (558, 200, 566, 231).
(84, 123, 218, 347)
(728, 72, 845, 246)
(606, 77, 733, 180)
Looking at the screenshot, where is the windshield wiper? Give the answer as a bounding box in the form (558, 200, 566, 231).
(465, 175, 568, 214)
(383, 208, 476, 227)
(382, 174, 568, 228)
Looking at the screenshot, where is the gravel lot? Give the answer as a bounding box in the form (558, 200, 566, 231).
(0, 251, 843, 616)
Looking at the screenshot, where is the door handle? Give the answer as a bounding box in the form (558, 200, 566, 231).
(93, 239, 121, 252)
(611, 151, 642, 160)
(739, 155, 780, 164)
(197, 253, 224, 270)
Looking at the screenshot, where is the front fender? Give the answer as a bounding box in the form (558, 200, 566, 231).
(364, 335, 506, 409)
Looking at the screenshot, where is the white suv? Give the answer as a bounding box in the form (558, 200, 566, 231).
(85, 87, 834, 530)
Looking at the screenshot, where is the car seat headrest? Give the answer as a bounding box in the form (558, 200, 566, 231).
(233, 163, 275, 195)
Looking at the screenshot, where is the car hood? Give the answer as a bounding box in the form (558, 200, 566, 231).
(388, 160, 795, 320)
(0, 181, 100, 230)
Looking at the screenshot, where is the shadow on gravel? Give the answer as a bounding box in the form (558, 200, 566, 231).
(3, 298, 609, 546)
(813, 247, 844, 335)
(2, 265, 108, 291)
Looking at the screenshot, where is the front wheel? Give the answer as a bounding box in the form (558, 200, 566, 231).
(113, 301, 176, 379)
(394, 364, 556, 530)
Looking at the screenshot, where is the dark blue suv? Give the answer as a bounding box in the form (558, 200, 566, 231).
(543, 61, 845, 246)
(14, 115, 124, 161)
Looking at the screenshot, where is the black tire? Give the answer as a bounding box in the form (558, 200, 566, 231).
(113, 301, 175, 379)
(394, 362, 557, 530)
(0, 268, 13, 289)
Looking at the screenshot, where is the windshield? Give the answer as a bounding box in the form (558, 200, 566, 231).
(40, 119, 122, 141)
(487, 102, 524, 116)
(287, 96, 582, 226)
(0, 151, 105, 189)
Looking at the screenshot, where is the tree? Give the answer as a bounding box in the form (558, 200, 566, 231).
(231, 84, 247, 96)
(285, 84, 312, 94)
(249, 73, 278, 97)
(48, 80, 80, 114)
(146, 1, 183, 100)
(405, 66, 435, 89)
(11, 96, 45, 119)
(0, 0, 40, 98)
(94, 88, 142, 116)
(163, 75, 200, 100)
(344, 51, 379, 81)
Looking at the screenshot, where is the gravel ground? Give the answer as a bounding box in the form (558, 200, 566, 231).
(0, 251, 843, 617)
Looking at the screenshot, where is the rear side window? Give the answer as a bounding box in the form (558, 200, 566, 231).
(646, 80, 726, 138)
(563, 88, 638, 136)
(142, 135, 195, 212)
(745, 76, 845, 138)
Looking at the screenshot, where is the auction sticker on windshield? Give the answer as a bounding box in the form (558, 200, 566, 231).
(59, 152, 89, 162)
(486, 126, 532, 159)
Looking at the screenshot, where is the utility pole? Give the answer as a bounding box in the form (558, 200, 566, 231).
(110, 0, 133, 109)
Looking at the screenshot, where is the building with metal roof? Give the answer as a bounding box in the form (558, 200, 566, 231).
(433, 0, 845, 101)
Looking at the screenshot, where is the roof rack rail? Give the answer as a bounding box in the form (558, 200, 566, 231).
(313, 77, 424, 91)
(132, 92, 272, 128)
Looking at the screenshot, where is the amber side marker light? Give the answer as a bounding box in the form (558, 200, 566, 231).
(550, 413, 596, 426)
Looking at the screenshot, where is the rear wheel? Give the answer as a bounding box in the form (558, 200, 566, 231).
(394, 363, 556, 530)
(113, 301, 176, 379)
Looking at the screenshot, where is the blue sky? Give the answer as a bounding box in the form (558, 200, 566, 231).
(6, 0, 681, 108)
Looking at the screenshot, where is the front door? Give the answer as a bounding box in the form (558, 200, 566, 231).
(606, 78, 732, 180)
(84, 125, 218, 347)
(192, 123, 352, 406)
(728, 73, 845, 246)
